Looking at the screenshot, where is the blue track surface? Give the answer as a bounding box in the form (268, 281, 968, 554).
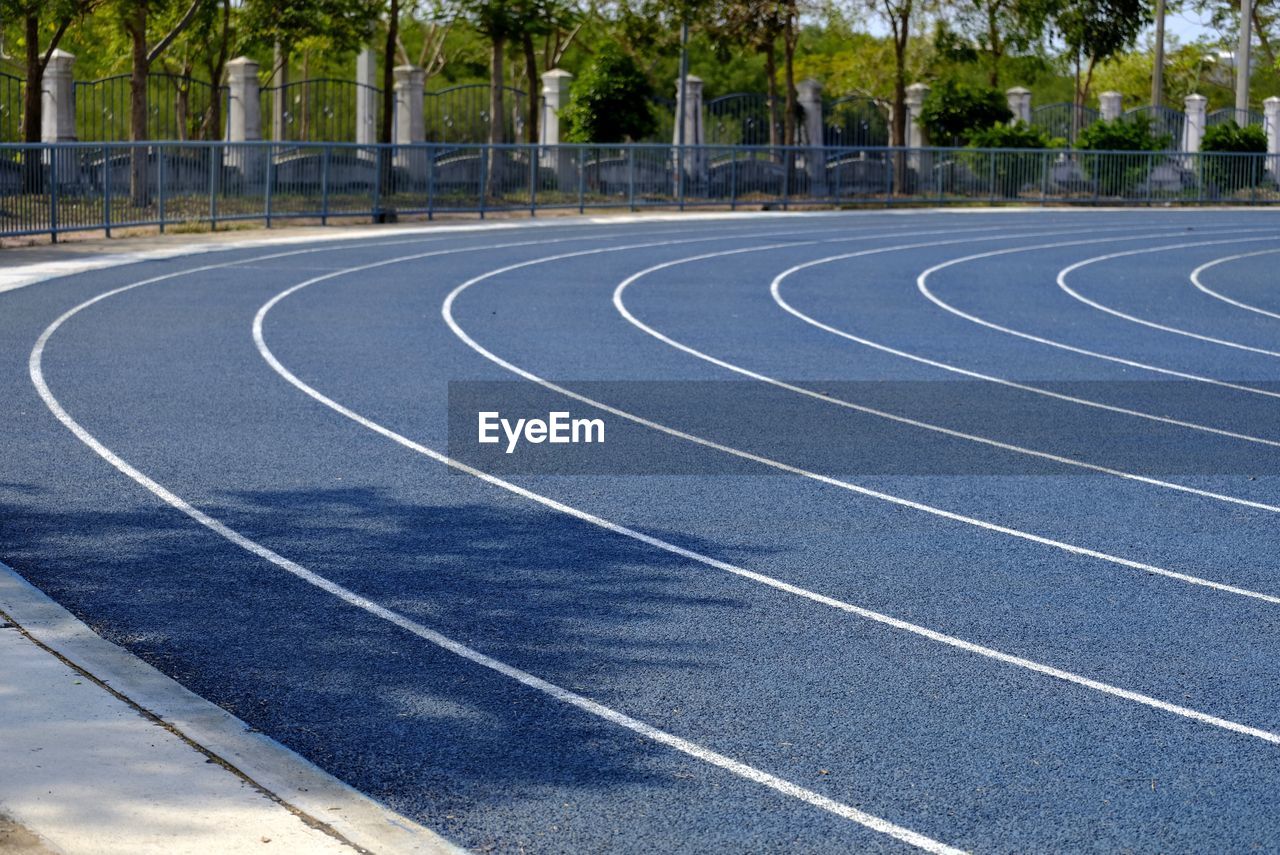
(3, 210, 1280, 852)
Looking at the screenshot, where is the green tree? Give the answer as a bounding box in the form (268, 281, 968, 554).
(706, 0, 786, 147)
(1049, 0, 1149, 111)
(0, 0, 98, 143)
(561, 42, 655, 141)
(918, 77, 1011, 144)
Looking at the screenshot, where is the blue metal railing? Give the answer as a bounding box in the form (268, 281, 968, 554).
(1, 141, 1276, 241)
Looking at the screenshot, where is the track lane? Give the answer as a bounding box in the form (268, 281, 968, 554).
(5, 211, 1280, 853)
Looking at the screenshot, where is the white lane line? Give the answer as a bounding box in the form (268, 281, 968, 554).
(250, 238, 1280, 755)
(1057, 238, 1280, 357)
(27, 230, 998, 855)
(773, 257, 1280, 450)
(442, 240, 1280, 607)
(613, 244, 1280, 517)
(916, 232, 1280, 400)
(1191, 248, 1280, 322)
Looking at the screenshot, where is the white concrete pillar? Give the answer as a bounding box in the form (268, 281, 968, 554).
(226, 57, 262, 142)
(355, 49, 377, 147)
(41, 49, 76, 142)
(225, 57, 262, 176)
(797, 78, 825, 192)
(393, 65, 425, 179)
(1264, 97, 1280, 178)
(1099, 91, 1123, 122)
(393, 65, 425, 144)
(539, 68, 574, 188)
(1182, 93, 1207, 154)
(540, 69, 573, 146)
(905, 83, 930, 147)
(674, 75, 705, 179)
(1006, 87, 1032, 124)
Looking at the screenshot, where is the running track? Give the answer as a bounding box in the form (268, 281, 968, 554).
(3, 210, 1280, 852)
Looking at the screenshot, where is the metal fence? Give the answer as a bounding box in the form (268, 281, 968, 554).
(73, 73, 228, 142)
(0, 71, 23, 142)
(1031, 103, 1102, 145)
(2, 142, 1278, 241)
(424, 84, 528, 145)
(262, 78, 380, 143)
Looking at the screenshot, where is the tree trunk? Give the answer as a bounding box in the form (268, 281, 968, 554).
(128, 1, 151, 206)
(21, 14, 43, 193)
(379, 0, 398, 215)
(782, 4, 797, 148)
(22, 14, 42, 144)
(763, 41, 779, 155)
(986, 5, 1002, 87)
(488, 33, 506, 191)
(490, 35, 506, 145)
(522, 31, 538, 144)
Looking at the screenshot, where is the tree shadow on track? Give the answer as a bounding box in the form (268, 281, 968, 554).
(0, 482, 774, 849)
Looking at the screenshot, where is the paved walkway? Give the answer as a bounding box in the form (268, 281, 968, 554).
(0, 616, 358, 855)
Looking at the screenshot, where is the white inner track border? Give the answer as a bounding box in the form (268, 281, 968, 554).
(1190, 247, 1280, 322)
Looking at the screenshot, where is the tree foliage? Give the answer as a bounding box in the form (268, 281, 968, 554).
(561, 42, 656, 141)
(919, 77, 1012, 144)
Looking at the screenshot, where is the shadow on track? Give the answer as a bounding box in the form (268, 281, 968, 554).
(0, 482, 768, 846)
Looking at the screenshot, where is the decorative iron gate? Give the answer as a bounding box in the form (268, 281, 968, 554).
(74, 73, 227, 141)
(262, 78, 381, 142)
(1030, 103, 1100, 145)
(823, 95, 889, 148)
(424, 84, 527, 144)
(706, 93, 783, 147)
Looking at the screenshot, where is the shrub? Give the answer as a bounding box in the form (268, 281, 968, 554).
(963, 122, 1064, 197)
(967, 122, 1061, 150)
(918, 79, 1013, 146)
(1075, 114, 1171, 151)
(561, 46, 656, 144)
(1201, 120, 1268, 192)
(1076, 115, 1171, 196)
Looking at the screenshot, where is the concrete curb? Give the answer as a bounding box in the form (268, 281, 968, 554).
(0, 562, 465, 855)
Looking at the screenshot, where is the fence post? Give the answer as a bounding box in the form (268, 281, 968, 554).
(321, 144, 330, 224)
(540, 69, 575, 192)
(730, 151, 737, 210)
(49, 144, 59, 242)
(427, 143, 436, 219)
(479, 144, 487, 219)
(41, 50, 77, 144)
(798, 78, 825, 197)
(225, 57, 262, 181)
(529, 144, 537, 215)
(578, 147, 585, 213)
(1006, 87, 1032, 124)
(264, 145, 274, 227)
(1264, 97, 1280, 183)
(1099, 91, 1123, 122)
(356, 49, 378, 148)
(393, 64, 426, 183)
(781, 146, 790, 210)
(208, 143, 218, 229)
(627, 146, 636, 211)
(674, 75, 705, 202)
(157, 145, 166, 232)
(1182, 94, 1207, 168)
(103, 147, 111, 238)
(905, 82, 929, 179)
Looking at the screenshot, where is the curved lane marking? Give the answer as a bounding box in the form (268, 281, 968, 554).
(915, 232, 1280, 400)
